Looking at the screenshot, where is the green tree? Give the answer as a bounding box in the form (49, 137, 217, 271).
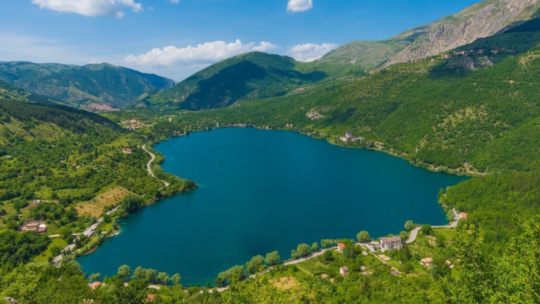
(265, 251, 280, 266)
(446, 210, 455, 222)
(404, 220, 414, 231)
(89, 273, 101, 282)
(117, 265, 131, 281)
(357, 231, 371, 243)
(246, 255, 264, 274)
(171, 273, 181, 285)
(311, 242, 319, 252)
(121, 195, 145, 214)
(297, 243, 310, 257)
(291, 250, 298, 259)
(145, 268, 157, 283)
(133, 266, 146, 280)
(420, 224, 433, 236)
(157, 272, 169, 285)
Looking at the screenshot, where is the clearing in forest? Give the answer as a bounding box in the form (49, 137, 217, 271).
(76, 187, 133, 217)
(269, 277, 298, 290)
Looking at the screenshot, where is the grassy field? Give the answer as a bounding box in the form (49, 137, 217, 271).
(30, 237, 68, 265)
(75, 186, 133, 217)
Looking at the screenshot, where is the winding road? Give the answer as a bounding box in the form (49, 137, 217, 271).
(406, 208, 461, 244)
(142, 143, 170, 188)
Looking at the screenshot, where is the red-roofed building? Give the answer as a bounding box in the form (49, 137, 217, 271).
(90, 282, 101, 290)
(340, 266, 348, 276)
(337, 243, 345, 253)
(147, 294, 155, 302)
(460, 212, 468, 220)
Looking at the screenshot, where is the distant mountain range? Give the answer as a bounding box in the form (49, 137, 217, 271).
(1, 0, 538, 114)
(0, 62, 174, 111)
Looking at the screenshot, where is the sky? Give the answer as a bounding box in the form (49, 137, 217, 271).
(0, 0, 483, 81)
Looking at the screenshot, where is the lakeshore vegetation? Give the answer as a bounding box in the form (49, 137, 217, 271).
(2, 9, 540, 303)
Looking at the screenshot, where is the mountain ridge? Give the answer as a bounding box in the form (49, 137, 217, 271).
(320, 0, 540, 70)
(0, 61, 175, 111)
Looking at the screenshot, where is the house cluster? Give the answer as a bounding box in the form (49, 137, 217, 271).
(20, 220, 47, 233)
(122, 148, 133, 154)
(122, 119, 146, 130)
(379, 236, 403, 252)
(340, 131, 364, 143)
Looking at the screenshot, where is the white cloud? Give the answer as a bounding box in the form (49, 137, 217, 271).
(31, 0, 143, 18)
(253, 41, 278, 52)
(286, 43, 337, 62)
(123, 39, 278, 66)
(287, 0, 313, 13)
(167, 0, 180, 3)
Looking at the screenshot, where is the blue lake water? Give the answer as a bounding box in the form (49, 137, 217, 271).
(78, 128, 467, 285)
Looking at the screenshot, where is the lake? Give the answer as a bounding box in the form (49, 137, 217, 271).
(78, 128, 467, 285)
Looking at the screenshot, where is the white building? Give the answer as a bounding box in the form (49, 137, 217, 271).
(380, 236, 403, 252)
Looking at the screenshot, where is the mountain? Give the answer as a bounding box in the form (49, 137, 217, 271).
(142, 52, 331, 111)
(0, 62, 175, 111)
(320, 0, 540, 70)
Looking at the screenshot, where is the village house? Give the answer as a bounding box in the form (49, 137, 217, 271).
(340, 266, 348, 276)
(147, 294, 155, 302)
(421, 257, 433, 267)
(391, 270, 400, 276)
(122, 148, 133, 154)
(337, 243, 345, 252)
(460, 212, 468, 220)
(379, 236, 403, 252)
(20, 220, 47, 233)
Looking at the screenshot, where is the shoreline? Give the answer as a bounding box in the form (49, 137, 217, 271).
(157, 125, 480, 177)
(76, 125, 460, 281)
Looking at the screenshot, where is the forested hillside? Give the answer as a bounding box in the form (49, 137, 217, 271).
(0, 62, 175, 111)
(144, 52, 341, 111)
(0, 80, 59, 106)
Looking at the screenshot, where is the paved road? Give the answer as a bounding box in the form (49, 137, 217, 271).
(406, 227, 421, 244)
(142, 143, 170, 188)
(207, 246, 338, 293)
(52, 206, 121, 266)
(406, 208, 461, 245)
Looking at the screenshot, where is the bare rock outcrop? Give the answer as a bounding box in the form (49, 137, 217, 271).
(385, 0, 540, 66)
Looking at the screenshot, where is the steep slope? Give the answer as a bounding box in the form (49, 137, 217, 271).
(386, 0, 540, 66)
(0, 62, 175, 111)
(320, 0, 540, 70)
(0, 79, 60, 106)
(0, 99, 121, 143)
(143, 52, 330, 111)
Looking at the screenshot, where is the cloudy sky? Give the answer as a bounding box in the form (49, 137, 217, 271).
(0, 0, 481, 81)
